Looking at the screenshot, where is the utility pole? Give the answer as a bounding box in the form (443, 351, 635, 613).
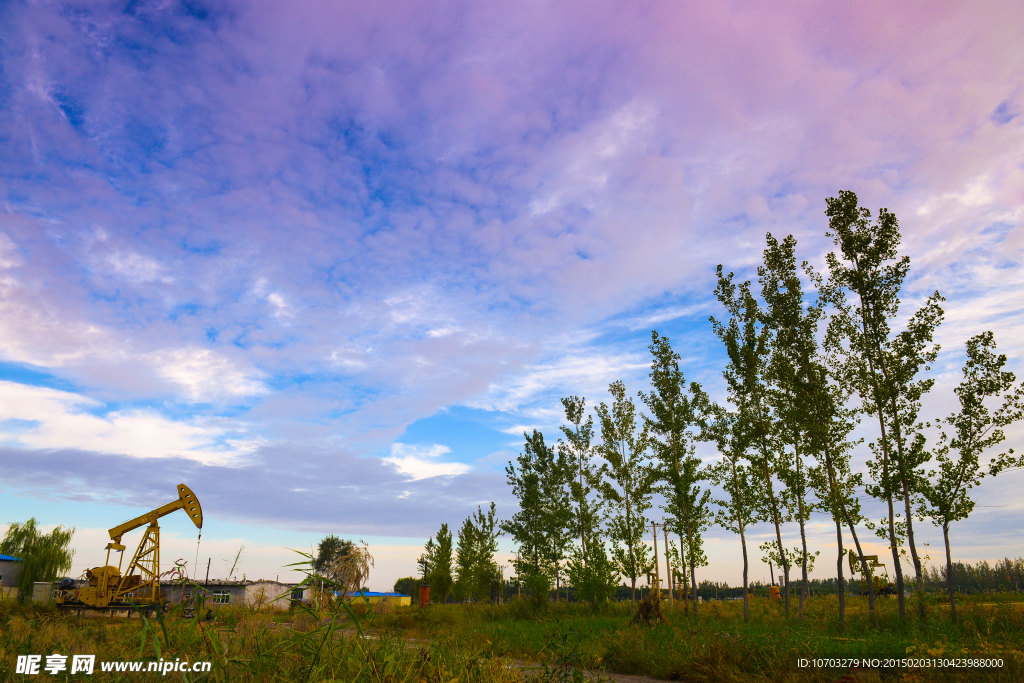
(662, 524, 674, 607)
(516, 550, 521, 599)
(651, 522, 661, 600)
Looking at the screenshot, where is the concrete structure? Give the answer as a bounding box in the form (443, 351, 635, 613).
(33, 582, 55, 604)
(163, 579, 299, 610)
(0, 554, 23, 601)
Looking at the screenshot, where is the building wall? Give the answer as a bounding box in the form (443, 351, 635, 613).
(243, 581, 295, 610)
(32, 582, 54, 603)
(163, 581, 297, 610)
(0, 559, 22, 588)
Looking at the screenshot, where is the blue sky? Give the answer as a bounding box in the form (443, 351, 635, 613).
(1, 0, 1023, 591)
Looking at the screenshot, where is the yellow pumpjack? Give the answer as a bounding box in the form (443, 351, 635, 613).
(848, 549, 897, 597)
(56, 484, 202, 612)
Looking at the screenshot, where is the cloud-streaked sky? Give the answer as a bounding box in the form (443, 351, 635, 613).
(2, 0, 1023, 591)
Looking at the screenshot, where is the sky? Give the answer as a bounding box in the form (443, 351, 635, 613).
(1, 0, 1023, 592)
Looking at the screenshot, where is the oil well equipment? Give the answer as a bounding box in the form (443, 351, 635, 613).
(56, 483, 203, 613)
(848, 549, 897, 597)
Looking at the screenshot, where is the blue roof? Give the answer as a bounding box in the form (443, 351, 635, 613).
(338, 591, 409, 598)
(0, 554, 23, 562)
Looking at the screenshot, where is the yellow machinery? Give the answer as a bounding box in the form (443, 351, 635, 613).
(848, 549, 897, 597)
(57, 484, 202, 610)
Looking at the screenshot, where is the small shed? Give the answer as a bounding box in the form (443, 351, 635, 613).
(342, 591, 411, 607)
(0, 554, 23, 601)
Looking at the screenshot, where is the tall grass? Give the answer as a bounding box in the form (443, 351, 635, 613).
(0, 559, 523, 682)
(368, 594, 1024, 682)
(3, 590, 1022, 681)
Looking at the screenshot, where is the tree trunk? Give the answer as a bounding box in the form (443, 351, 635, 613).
(836, 519, 845, 628)
(843, 509, 876, 615)
(798, 507, 809, 621)
(900, 474, 925, 619)
(770, 496, 791, 618)
(690, 556, 698, 614)
(740, 516, 750, 623)
(823, 446, 876, 615)
(679, 532, 689, 616)
(944, 522, 956, 623)
(630, 575, 636, 616)
(886, 491, 905, 616)
(796, 447, 808, 621)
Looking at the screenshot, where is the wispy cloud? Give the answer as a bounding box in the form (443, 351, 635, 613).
(383, 443, 471, 481)
(0, 381, 257, 464)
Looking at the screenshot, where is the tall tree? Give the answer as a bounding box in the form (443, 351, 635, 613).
(596, 380, 656, 616)
(559, 397, 601, 570)
(418, 538, 436, 580)
(825, 190, 944, 619)
(428, 523, 455, 604)
(712, 266, 793, 618)
(640, 331, 713, 615)
(0, 518, 74, 604)
(559, 396, 615, 609)
(708, 407, 761, 622)
(922, 332, 1024, 621)
(455, 503, 500, 602)
(813, 266, 880, 618)
(803, 373, 869, 625)
(501, 430, 570, 606)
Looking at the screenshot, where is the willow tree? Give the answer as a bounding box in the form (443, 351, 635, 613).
(923, 332, 1024, 621)
(640, 331, 713, 615)
(1, 518, 75, 604)
(712, 267, 793, 618)
(825, 190, 944, 619)
(596, 380, 656, 616)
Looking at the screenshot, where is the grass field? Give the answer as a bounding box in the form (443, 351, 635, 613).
(1, 592, 1023, 681)
(365, 594, 1024, 682)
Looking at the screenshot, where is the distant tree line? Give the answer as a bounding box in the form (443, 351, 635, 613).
(414, 191, 1024, 624)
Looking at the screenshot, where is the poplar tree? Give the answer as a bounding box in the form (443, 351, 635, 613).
(502, 430, 570, 606)
(428, 523, 455, 604)
(804, 376, 869, 625)
(814, 267, 879, 618)
(640, 331, 713, 615)
(455, 503, 500, 602)
(596, 380, 656, 616)
(922, 332, 1024, 621)
(825, 190, 944, 619)
(560, 396, 618, 609)
(707, 407, 761, 622)
(759, 234, 818, 620)
(559, 397, 600, 569)
(712, 267, 793, 618)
